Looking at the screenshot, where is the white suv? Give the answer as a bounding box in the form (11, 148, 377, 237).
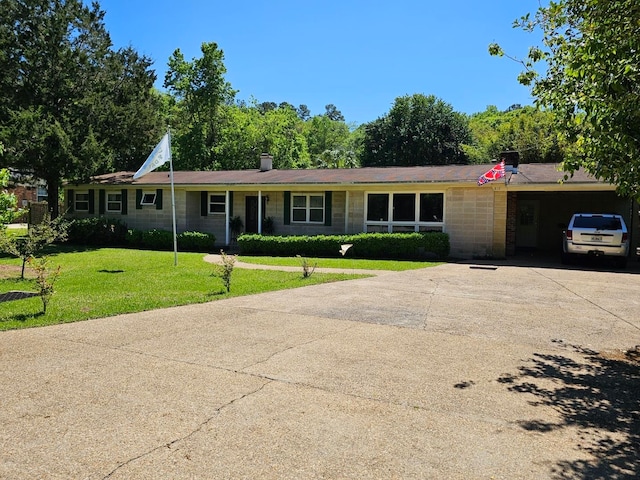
(562, 213, 629, 267)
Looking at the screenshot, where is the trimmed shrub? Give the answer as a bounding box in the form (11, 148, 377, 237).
(126, 229, 143, 247)
(126, 229, 216, 252)
(237, 232, 449, 260)
(67, 217, 128, 246)
(178, 231, 216, 252)
(140, 229, 174, 250)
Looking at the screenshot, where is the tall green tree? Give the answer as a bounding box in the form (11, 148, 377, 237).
(0, 168, 21, 226)
(296, 104, 311, 121)
(361, 94, 471, 167)
(257, 102, 277, 114)
(303, 112, 359, 168)
(0, 145, 24, 225)
(216, 102, 310, 170)
(215, 105, 263, 170)
(0, 0, 163, 217)
(259, 106, 310, 169)
(465, 105, 566, 164)
(98, 48, 165, 172)
(164, 42, 236, 170)
(490, 0, 640, 196)
(305, 115, 350, 157)
(324, 104, 345, 122)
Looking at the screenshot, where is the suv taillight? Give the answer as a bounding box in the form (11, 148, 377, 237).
(623, 232, 628, 242)
(566, 229, 573, 240)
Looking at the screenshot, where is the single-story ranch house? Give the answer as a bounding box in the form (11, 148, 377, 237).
(65, 158, 638, 259)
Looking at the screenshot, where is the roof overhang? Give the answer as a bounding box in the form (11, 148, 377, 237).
(67, 164, 617, 193)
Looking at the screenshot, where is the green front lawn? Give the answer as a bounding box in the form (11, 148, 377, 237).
(0, 247, 367, 331)
(5, 226, 28, 237)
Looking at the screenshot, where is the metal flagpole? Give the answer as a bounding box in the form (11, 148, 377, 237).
(168, 129, 178, 266)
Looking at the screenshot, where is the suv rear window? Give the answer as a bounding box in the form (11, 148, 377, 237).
(573, 216, 622, 230)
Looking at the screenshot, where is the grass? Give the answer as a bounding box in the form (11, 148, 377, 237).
(4, 226, 28, 237)
(0, 247, 368, 331)
(238, 256, 441, 270)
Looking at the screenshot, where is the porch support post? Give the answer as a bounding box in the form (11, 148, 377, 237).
(258, 190, 262, 234)
(225, 190, 230, 245)
(344, 190, 349, 233)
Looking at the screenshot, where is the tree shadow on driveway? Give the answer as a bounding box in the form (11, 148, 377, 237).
(498, 343, 640, 479)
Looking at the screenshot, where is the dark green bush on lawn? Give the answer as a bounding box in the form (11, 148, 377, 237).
(67, 217, 128, 246)
(125, 228, 143, 247)
(178, 231, 216, 252)
(141, 229, 174, 250)
(126, 229, 216, 252)
(237, 232, 449, 260)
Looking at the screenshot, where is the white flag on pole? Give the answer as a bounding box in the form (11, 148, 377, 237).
(133, 133, 171, 180)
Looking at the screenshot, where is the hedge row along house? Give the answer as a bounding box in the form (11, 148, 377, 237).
(64, 155, 637, 259)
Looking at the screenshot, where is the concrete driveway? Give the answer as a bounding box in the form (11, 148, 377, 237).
(1, 260, 639, 479)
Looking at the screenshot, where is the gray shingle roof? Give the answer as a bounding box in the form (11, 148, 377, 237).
(86, 163, 605, 187)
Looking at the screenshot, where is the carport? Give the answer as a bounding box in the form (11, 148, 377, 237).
(503, 166, 639, 257)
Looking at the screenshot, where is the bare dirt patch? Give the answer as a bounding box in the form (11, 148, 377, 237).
(0, 264, 35, 280)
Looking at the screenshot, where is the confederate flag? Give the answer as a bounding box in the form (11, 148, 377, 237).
(477, 160, 505, 186)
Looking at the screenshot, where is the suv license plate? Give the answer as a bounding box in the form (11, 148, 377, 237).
(591, 235, 603, 242)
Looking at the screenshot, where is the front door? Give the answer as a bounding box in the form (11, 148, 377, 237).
(516, 199, 539, 249)
(245, 196, 266, 233)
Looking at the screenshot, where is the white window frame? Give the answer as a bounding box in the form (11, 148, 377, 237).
(418, 192, 445, 224)
(37, 186, 48, 203)
(75, 192, 89, 212)
(106, 192, 122, 213)
(140, 192, 157, 206)
(364, 191, 445, 233)
(209, 194, 226, 214)
(291, 193, 325, 224)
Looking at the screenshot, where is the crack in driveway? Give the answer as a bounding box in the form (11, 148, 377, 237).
(531, 268, 640, 333)
(101, 380, 272, 479)
(239, 323, 358, 372)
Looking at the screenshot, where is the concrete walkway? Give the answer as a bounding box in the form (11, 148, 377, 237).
(1, 259, 639, 479)
(203, 253, 396, 276)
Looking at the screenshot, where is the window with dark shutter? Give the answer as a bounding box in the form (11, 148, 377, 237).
(209, 194, 225, 214)
(291, 193, 324, 223)
(106, 192, 123, 213)
(99, 190, 106, 215)
(284, 191, 291, 225)
(74, 192, 90, 211)
(140, 192, 156, 206)
(88, 189, 95, 214)
(201, 191, 208, 216)
(121, 189, 128, 215)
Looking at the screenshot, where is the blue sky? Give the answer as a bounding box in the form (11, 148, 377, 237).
(97, 0, 543, 126)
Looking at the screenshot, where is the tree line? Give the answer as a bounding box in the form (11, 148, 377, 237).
(3, 0, 635, 219)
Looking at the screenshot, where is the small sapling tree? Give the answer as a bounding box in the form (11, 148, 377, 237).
(212, 249, 236, 292)
(296, 255, 317, 278)
(28, 256, 61, 314)
(0, 214, 69, 279)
